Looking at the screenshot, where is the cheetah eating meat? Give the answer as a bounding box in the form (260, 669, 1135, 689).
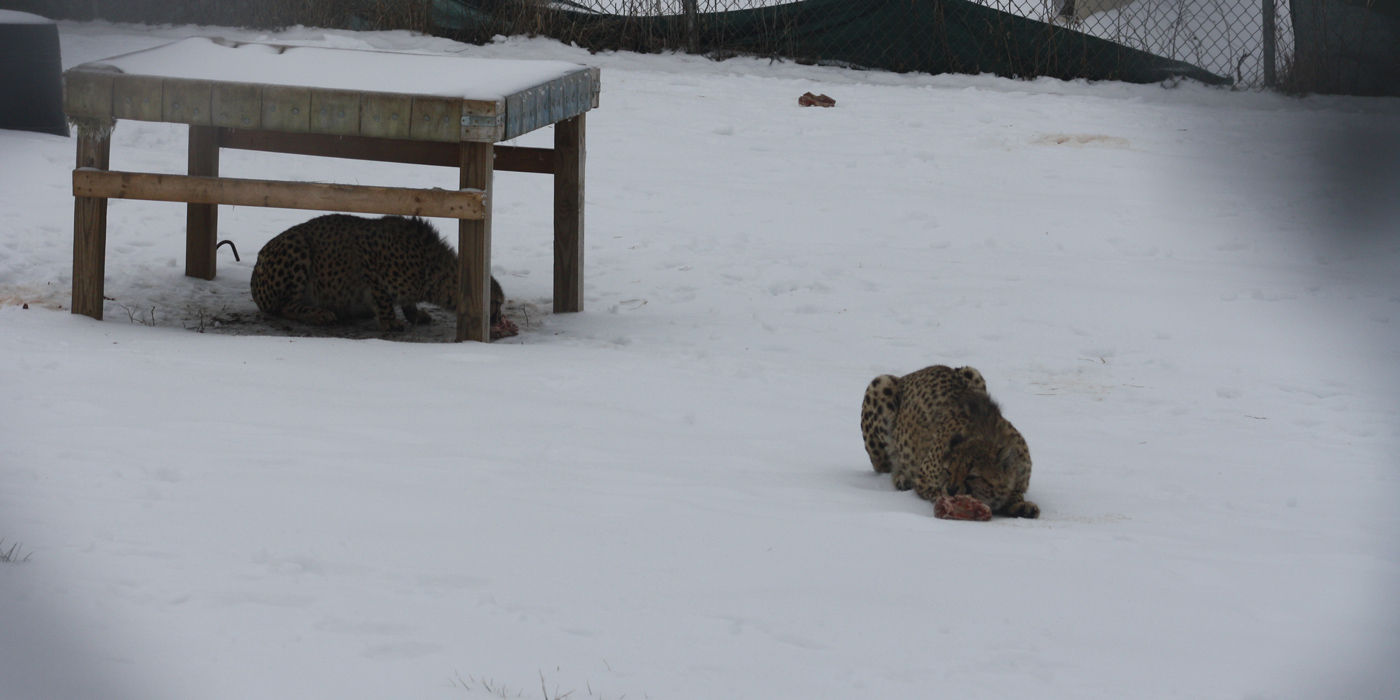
(933, 494, 993, 521)
(251, 214, 515, 338)
(861, 365, 1039, 520)
(491, 315, 519, 340)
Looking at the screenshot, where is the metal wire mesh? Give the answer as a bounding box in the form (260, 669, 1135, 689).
(1037, 0, 1293, 87)
(19, 0, 1296, 88)
(540, 0, 1293, 88)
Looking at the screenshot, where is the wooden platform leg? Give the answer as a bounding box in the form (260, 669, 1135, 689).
(72, 122, 112, 320)
(457, 141, 493, 343)
(553, 114, 585, 313)
(185, 125, 220, 280)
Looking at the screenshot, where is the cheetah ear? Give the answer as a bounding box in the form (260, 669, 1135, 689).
(948, 433, 966, 450)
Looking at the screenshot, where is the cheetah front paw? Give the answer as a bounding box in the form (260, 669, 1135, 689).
(1004, 500, 1040, 519)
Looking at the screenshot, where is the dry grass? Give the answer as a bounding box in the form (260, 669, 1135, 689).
(0, 539, 31, 564)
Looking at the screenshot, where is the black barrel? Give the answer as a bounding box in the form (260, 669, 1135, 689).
(0, 12, 69, 137)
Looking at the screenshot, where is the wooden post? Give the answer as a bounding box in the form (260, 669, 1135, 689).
(683, 0, 699, 54)
(1262, 0, 1277, 88)
(186, 125, 220, 280)
(457, 141, 493, 342)
(553, 114, 585, 314)
(71, 123, 112, 320)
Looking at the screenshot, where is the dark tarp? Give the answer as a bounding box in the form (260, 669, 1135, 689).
(0, 18, 69, 136)
(1291, 0, 1400, 95)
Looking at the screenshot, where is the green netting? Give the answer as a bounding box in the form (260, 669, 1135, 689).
(432, 0, 1231, 85)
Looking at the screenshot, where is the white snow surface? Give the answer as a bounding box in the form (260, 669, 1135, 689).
(3, 20, 1400, 700)
(80, 36, 588, 100)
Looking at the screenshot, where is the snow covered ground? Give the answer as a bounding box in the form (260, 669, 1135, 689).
(2, 20, 1399, 700)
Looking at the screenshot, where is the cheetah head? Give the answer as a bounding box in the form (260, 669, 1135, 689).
(942, 433, 1020, 513)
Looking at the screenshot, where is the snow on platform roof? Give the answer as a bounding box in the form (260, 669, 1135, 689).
(78, 36, 590, 101)
(0, 9, 57, 23)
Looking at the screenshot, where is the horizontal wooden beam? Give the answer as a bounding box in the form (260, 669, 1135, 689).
(73, 169, 484, 220)
(495, 145, 555, 175)
(214, 128, 555, 174)
(218, 127, 453, 166)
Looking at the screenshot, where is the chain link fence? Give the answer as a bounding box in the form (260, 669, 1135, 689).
(998, 0, 1293, 88)
(28, 0, 1393, 92)
(504, 0, 1287, 88)
(438, 0, 1239, 84)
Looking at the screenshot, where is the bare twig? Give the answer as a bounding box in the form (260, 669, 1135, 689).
(0, 539, 32, 563)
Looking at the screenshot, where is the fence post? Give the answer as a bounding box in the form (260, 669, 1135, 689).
(1262, 0, 1277, 87)
(684, 0, 698, 53)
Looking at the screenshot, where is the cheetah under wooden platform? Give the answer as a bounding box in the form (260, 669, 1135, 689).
(861, 365, 1038, 519)
(251, 214, 516, 338)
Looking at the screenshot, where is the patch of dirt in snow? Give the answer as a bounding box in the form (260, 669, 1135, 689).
(0, 283, 69, 311)
(106, 292, 545, 344)
(1032, 133, 1132, 148)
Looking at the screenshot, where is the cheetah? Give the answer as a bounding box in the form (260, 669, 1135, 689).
(250, 214, 517, 338)
(861, 365, 1039, 518)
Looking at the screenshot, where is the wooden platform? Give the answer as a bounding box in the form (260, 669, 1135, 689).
(63, 37, 599, 342)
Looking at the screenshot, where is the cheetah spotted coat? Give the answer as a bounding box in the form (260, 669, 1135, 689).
(861, 365, 1039, 518)
(250, 214, 503, 333)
